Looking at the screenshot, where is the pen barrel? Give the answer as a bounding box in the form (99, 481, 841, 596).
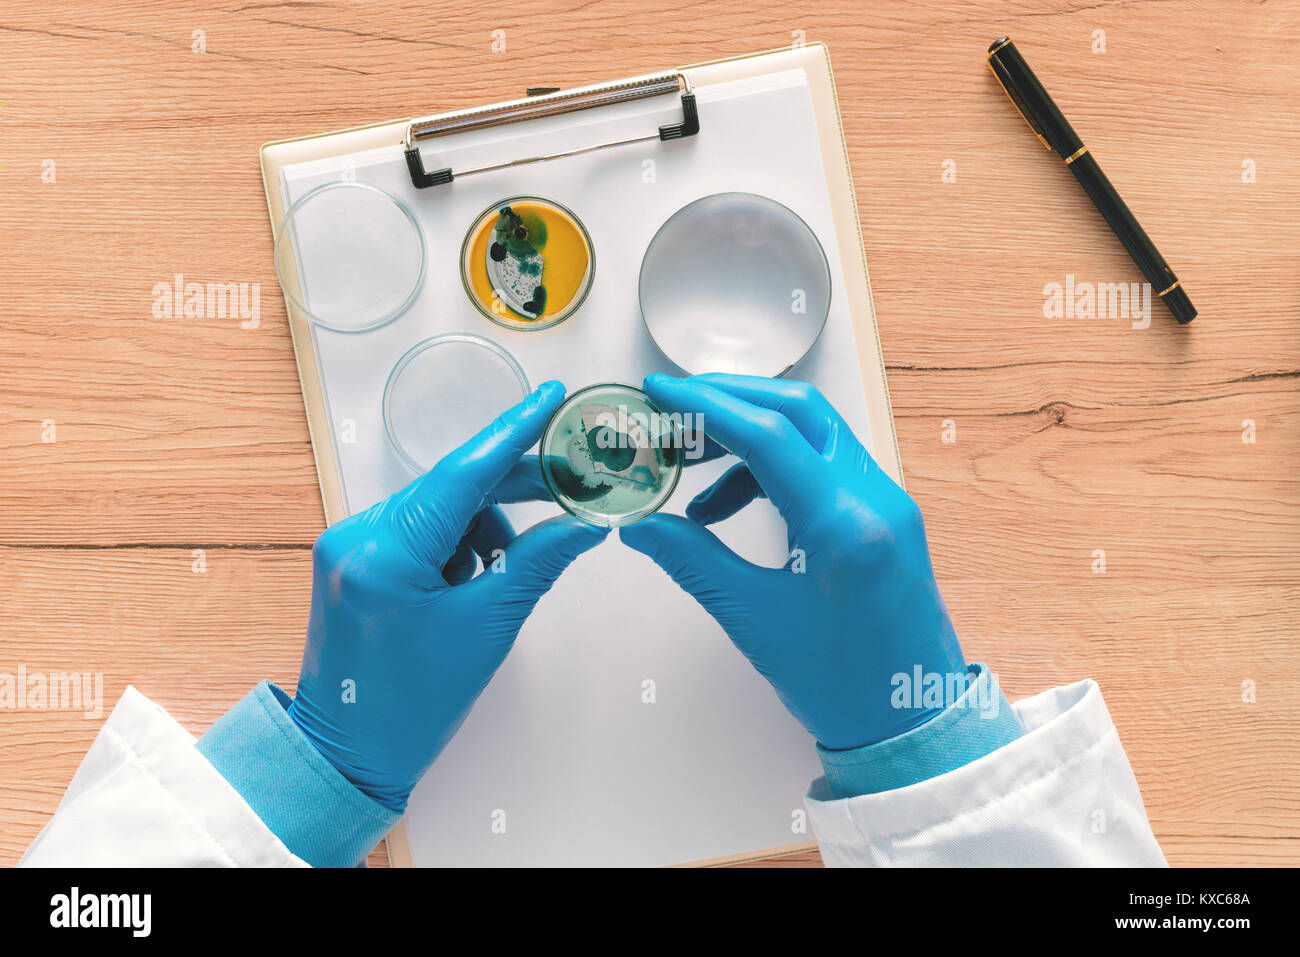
(990, 37, 1195, 323)
(1066, 152, 1179, 293)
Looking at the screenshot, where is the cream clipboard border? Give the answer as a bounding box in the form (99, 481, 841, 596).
(259, 43, 902, 868)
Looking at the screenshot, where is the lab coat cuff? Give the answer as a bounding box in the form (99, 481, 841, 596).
(815, 663, 1023, 798)
(196, 681, 400, 868)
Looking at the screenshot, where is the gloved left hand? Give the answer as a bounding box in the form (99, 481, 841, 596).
(287, 380, 608, 811)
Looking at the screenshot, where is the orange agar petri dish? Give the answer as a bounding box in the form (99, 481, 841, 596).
(460, 196, 594, 331)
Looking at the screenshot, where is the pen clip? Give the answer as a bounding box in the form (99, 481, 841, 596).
(987, 52, 1052, 151)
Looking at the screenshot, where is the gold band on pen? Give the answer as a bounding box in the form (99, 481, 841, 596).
(987, 37, 1012, 57)
(1063, 146, 1089, 165)
(1157, 280, 1182, 297)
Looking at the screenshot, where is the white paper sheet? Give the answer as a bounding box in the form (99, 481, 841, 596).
(279, 69, 874, 866)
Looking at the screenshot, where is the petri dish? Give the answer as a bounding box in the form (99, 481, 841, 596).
(275, 180, 426, 333)
(461, 196, 594, 331)
(384, 334, 530, 473)
(540, 384, 682, 528)
(638, 192, 831, 377)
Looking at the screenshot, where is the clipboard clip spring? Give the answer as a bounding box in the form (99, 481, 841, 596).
(403, 71, 698, 189)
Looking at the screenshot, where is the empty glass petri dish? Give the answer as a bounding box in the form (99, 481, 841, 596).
(384, 334, 530, 473)
(461, 196, 594, 331)
(275, 180, 426, 333)
(540, 384, 682, 527)
(638, 192, 831, 377)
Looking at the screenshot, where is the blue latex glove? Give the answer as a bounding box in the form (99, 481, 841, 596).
(621, 374, 965, 751)
(287, 381, 608, 811)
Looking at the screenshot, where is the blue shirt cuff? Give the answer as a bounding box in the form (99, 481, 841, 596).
(196, 681, 400, 867)
(817, 662, 1024, 799)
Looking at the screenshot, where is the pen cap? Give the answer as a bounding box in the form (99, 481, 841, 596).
(1162, 284, 1197, 324)
(987, 37, 1085, 158)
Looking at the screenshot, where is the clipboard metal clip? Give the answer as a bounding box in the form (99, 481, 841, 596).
(402, 71, 698, 189)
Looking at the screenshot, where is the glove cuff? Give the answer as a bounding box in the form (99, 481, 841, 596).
(815, 663, 1023, 799)
(197, 681, 400, 867)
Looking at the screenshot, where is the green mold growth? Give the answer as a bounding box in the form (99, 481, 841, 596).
(487, 206, 548, 317)
(540, 385, 683, 528)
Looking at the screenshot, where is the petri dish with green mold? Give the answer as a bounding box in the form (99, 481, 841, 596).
(461, 196, 594, 331)
(540, 384, 683, 527)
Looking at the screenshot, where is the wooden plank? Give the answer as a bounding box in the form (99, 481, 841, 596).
(1, 549, 1295, 864)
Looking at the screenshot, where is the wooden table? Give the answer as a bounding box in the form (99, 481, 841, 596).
(2, 0, 1296, 868)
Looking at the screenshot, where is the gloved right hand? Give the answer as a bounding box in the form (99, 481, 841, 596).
(620, 373, 966, 751)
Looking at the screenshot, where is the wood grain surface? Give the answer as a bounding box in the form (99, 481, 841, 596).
(1, 0, 1297, 868)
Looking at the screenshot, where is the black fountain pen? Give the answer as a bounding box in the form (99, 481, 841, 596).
(987, 37, 1196, 324)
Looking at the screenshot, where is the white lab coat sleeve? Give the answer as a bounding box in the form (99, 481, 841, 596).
(19, 686, 308, 867)
(805, 679, 1167, 866)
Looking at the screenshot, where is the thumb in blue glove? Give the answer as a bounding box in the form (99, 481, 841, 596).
(620, 373, 965, 751)
(288, 380, 608, 810)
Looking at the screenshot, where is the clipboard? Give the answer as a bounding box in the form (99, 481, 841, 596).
(260, 43, 903, 867)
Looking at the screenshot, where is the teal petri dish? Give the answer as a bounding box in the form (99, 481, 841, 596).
(539, 384, 683, 528)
